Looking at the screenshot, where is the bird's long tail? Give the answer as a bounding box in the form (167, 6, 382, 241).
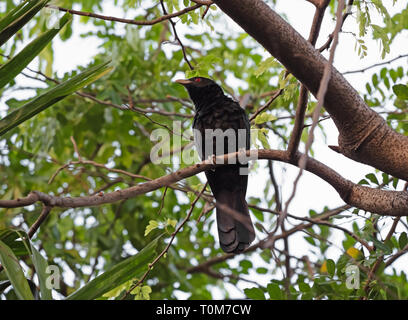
(215, 191, 255, 253)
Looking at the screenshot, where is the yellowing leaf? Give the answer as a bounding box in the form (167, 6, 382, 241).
(346, 247, 362, 259)
(254, 57, 278, 78)
(166, 219, 177, 228)
(254, 113, 277, 125)
(144, 220, 159, 236)
(131, 285, 152, 300)
(320, 260, 327, 273)
(103, 279, 133, 299)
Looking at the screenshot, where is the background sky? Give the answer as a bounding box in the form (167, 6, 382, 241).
(1, 0, 408, 299)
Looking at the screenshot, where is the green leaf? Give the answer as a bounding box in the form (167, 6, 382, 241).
(0, 229, 30, 257)
(393, 84, 408, 100)
(358, 179, 369, 185)
(368, 235, 392, 254)
(392, 177, 399, 189)
(0, 240, 34, 300)
(256, 267, 268, 274)
(144, 220, 159, 236)
(0, 0, 50, 46)
(240, 260, 253, 270)
(304, 236, 316, 246)
(365, 173, 379, 185)
(382, 173, 390, 185)
(254, 57, 278, 78)
(30, 244, 52, 300)
(0, 60, 113, 136)
(244, 287, 266, 300)
(254, 113, 277, 125)
(399, 232, 408, 249)
(266, 283, 282, 300)
(372, 73, 379, 87)
(366, 83, 372, 94)
(66, 234, 162, 300)
(131, 285, 152, 300)
(0, 13, 72, 90)
(102, 280, 132, 299)
(166, 219, 177, 228)
(326, 259, 335, 277)
(298, 282, 311, 292)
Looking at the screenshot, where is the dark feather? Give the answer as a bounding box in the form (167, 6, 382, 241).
(177, 77, 255, 253)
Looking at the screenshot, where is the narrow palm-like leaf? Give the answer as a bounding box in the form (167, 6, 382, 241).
(0, 0, 40, 31)
(0, 240, 34, 300)
(0, 229, 30, 257)
(0, 0, 50, 46)
(0, 60, 113, 136)
(30, 244, 52, 300)
(67, 235, 162, 300)
(0, 13, 72, 90)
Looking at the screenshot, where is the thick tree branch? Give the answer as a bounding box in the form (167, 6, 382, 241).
(2, 149, 408, 217)
(212, 0, 408, 181)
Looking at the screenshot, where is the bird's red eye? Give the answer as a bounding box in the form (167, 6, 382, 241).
(195, 78, 201, 82)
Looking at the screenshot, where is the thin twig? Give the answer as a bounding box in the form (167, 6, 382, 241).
(362, 217, 401, 295)
(275, 0, 346, 245)
(159, 0, 194, 70)
(286, 1, 329, 160)
(123, 182, 208, 298)
(342, 54, 408, 75)
(0, 205, 53, 272)
(27, 205, 53, 238)
(319, 0, 354, 52)
(157, 187, 168, 216)
(249, 89, 283, 122)
(49, 4, 203, 26)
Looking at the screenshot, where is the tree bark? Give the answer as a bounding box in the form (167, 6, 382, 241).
(2, 150, 408, 217)
(212, 0, 408, 181)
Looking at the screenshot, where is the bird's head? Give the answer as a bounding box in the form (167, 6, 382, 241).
(175, 77, 224, 109)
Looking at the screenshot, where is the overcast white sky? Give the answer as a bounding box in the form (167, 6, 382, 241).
(2, 0, 408, 299)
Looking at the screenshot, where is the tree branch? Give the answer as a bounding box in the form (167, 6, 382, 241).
(287, 0, 330, 159)
(124, 182, 208, 298)
(212, 0, 408, 181)
(342, 54, 408, 75)
(281, 0, 345, 237)
(50, 4, 203, 26)
(159, 0, 194, 70)
(3, 149, 408, 217)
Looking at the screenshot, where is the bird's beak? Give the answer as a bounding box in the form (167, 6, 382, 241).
(175, 79, 192, 86)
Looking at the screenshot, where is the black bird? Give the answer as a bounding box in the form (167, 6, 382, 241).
(175, 77, 255, 253)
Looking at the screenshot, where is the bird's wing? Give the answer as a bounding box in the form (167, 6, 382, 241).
(242, 107, 251, 150)
(192, 115, 203, 160)
(234, 101, 251, 152)
(226, 98, 251, 151)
